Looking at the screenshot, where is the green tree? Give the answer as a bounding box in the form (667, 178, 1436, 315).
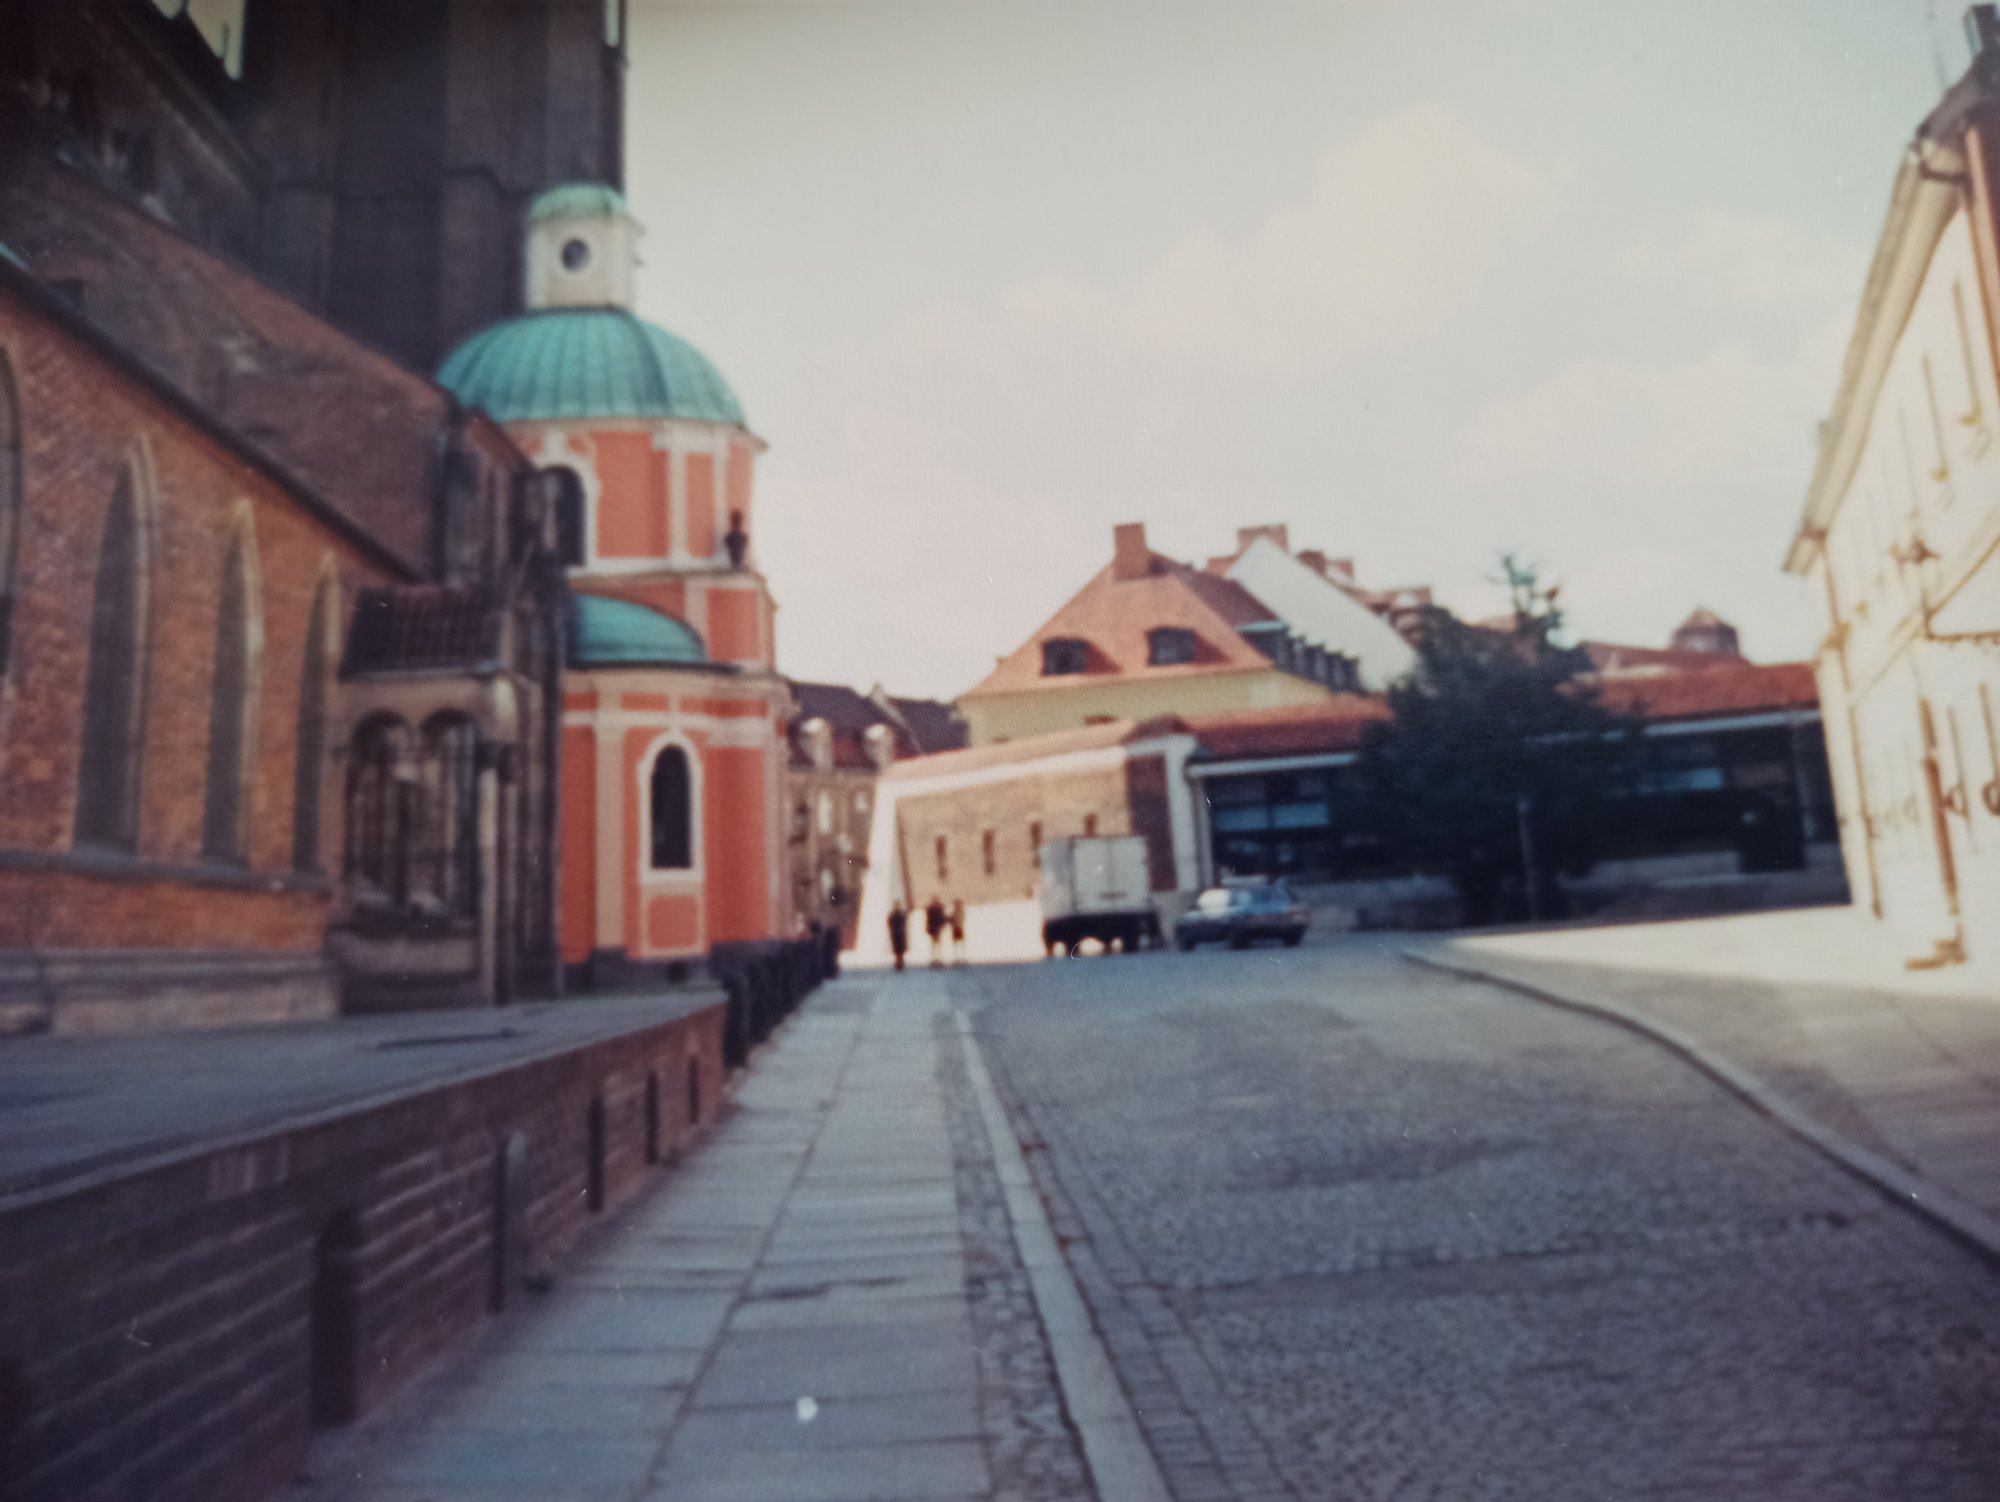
(1356, 558, 1641, 925)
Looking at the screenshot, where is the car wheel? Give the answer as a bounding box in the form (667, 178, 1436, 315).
(1283, 931, 1304, 948)
(1177, 936, 1197, 952)
(1227, 933, 1251, 950)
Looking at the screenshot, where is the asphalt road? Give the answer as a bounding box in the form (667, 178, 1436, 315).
(957, 935, 2000, 1502)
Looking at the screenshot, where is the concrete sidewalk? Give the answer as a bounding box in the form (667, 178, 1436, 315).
(285, 972, 1125, 1502)
(1414, 907, 2000, 1236)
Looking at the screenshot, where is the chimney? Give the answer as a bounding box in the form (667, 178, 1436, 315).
(1236, 524, 1290, 555)
(1113, 522, 1151, 581)
(1297, 549, 1329, 577)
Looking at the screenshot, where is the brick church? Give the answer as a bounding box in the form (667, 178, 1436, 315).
(0, 0, 786, 1029)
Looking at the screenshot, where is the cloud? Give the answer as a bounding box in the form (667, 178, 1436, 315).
(757, 412, 1103, 697)
(886, 107, 1553, 380)
(1621, 211, 1867, 307)
(1448, 320, 1847, 491)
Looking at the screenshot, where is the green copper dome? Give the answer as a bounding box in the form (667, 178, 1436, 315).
(568, 594, 710, 668)
(437, 308, 745, 426)
(529, 183, 630, 223)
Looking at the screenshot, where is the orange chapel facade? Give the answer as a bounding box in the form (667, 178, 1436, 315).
(440, 187, 788, 985)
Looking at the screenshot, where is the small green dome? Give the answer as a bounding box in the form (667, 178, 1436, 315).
(530, 183, 630, 223)
(437, 308, 745, 426)
(568, 594, 710, 668)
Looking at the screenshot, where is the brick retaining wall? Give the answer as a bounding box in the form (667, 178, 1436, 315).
(0, 1000, 727, 1502)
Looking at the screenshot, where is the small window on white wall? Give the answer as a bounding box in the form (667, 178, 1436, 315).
(1953, 282, 1984, 423)
(1921, 358, 1950, 483)
(817, 792, 833, 835)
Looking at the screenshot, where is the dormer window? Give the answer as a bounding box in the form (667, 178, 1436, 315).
(1147, 627, 1196, 666)
(1042, 638, 1089, 676)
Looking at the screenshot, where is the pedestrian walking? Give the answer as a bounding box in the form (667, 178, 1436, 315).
(887, 902, 910, 972)
(949, 898, 967, 965)
(925, 895, 948, 968)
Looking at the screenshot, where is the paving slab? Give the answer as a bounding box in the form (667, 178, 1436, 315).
(665, 1389, 982, 1453)
(501, 1289, 734, 1352)
(640, 1439, 988, 1502)
(691, 1323, 979, 1408)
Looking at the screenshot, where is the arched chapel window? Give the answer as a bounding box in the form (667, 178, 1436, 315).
(424, 713, 480, 918)
(0, 350, 20, 682)
(650, 745, 692, 870)
(202, 518, 261, 862)
(545, 466, 586, 566)
(75, 461, 151, 849)
(348, 715, 417, 904)
(292, 568, 339, 872)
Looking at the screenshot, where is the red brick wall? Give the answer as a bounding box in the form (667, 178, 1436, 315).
(0, 288, 389, 953)
(0, 1004, 728, 1502)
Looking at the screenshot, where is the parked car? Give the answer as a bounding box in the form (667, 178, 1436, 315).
(1174, 882, 1308, 950)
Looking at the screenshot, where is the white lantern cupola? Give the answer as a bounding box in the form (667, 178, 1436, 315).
(525, 183, 642, 311)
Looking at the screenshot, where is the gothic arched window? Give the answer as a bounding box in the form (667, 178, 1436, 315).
(424, 713, 480, 917)
(0, 349, 20, 682)
(347, 715, 417, 905)
(202, 517, 262, 862)
(292, 567, 339, 872)
(545, 466, 587, 566)
(649, 744, 693, 870)
(75, 460, 151, 850)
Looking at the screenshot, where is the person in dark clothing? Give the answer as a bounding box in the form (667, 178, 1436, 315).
(887, 902, 910, 972)
(925, 895, 949, 968)
(948, 899, 967, 965)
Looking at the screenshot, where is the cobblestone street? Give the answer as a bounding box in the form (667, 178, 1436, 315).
(964, 936, 2000, 1502)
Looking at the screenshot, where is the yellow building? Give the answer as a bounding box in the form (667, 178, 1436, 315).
(958, 523, 1418, 745)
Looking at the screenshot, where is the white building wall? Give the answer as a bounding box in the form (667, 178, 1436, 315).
(1807, 203, 2000, 972)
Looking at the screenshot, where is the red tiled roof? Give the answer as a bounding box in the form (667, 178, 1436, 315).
(0, 163, 460, 576)
(1185, 697, 1391, 760)
(883, 717, 1191, 783)
(961, 552, 1279, 699)
(1581, 639, 1746, 674)
(1179, 665, 1818, 763)
(1592, 661, 1818, 721)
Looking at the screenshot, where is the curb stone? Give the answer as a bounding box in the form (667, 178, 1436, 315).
(1402, 949, 2000, 1273)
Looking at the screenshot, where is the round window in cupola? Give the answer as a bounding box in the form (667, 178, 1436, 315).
(561, 238, 592, 272)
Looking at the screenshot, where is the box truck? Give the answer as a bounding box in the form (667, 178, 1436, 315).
(1039, 835, 1160, 956)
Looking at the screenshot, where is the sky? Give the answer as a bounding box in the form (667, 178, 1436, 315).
(627, 0, 1952, 700)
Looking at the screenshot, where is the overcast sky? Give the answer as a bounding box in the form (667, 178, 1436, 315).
(627, 0, 1950, 699)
